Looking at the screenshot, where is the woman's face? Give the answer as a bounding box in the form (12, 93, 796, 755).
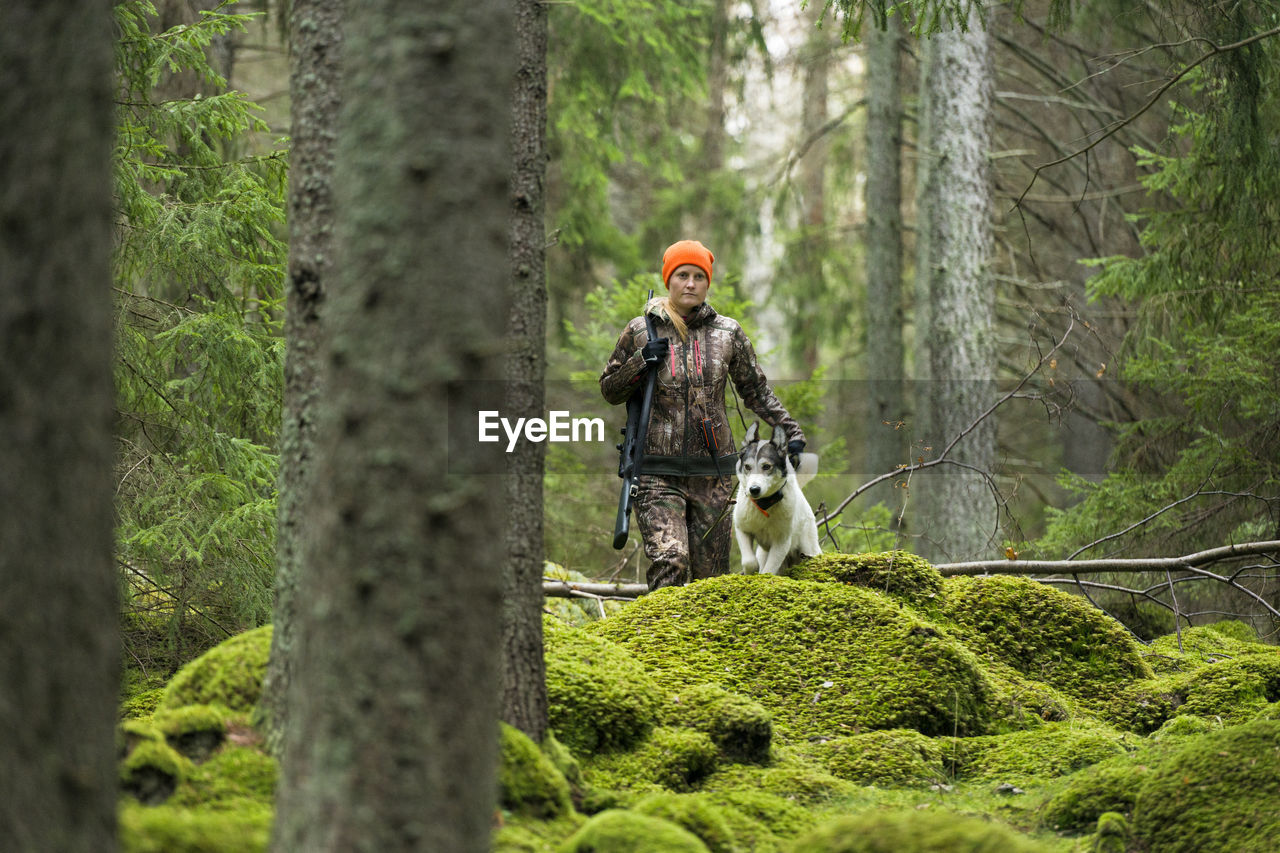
(667, 264, 710, 314)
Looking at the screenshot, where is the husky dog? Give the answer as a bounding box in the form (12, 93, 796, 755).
(733, 421, 821, 574)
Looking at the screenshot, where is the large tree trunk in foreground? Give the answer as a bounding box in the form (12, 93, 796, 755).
(271, 1, 513, 849)
(0, 2, 118, 850)
(502, 0, 551, 744)
(258, 0, 344, 759)
(913, 14, 996, 562)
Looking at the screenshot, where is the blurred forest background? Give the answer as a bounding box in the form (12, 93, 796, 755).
(111, 0, 1280, 691)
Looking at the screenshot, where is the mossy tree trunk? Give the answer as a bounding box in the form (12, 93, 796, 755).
(259, 0, 343, 760)
(912, 11, 996, 562)
(502, 0, 550, 744)
(863, 16, 907, 483)
(0, 1, 118, 850)
(270, 1, 513, 849)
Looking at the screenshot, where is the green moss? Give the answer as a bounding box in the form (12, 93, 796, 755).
(631, 793, 740, 853)
(122, 687, 166, 721)
(1038, 756, 1151, 834)
(786, 551, 943, 608)
(700, 787, 815, 843)
(1150, 714, 1220, 742)
(545, 616, 664, 756)
(1092, 812, 1129, 853)
(557, 809, 711, 852)
(158, 625, 272, 714)
(589, 574, 997, 740)
(494, 813, 585, 853)
(1147, 624, 1271, 670)
(1204, 619, 1261, 643)
(1099, 679, 1181, 734)
(119, 800, 271, 853)
(815, 729, 945, 788)
(943, 722, 1129, 782)
(1173, 652, 1280, 722)
(167, 746, 277, 810)
(587, 727, 719, 793)
(788, 808, 1055, 852)
(1255, 701, 1280, 721)
(500, 723, 574, 819)
(941, 576, 1151, 703)
(121, 738, 191, 805)
(702, 760, 861, 809)
(667, 684, 771, 765)
(153, 704, 229, 762)
(1130, 719, 1280, 853)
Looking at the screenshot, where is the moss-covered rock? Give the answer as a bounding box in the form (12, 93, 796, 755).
(1130, 719, 1280, 853)
(500, 723, 574, 820)
(1092, 811, 1129, 853)
(788, 808, 1055, 852)
(121, 738, 191, 805)
(787, 551, 943, 607)
(587, 727, 720, 793)
(1173, 652, 1280, 722)
(941, 575, 1151, 703)
(667, 684, 771, 765)
(701, 760, 861, 809)
(153, 704, 228, 762)
(158, 625, 271, 715)
(545, 616, 664, 756)
(944, 722, 1130, 782)
(119, 800, 271, 853)
(630, 793, 740, 853)
(1038, 756, 1151, 834)
(1147, 624, 1273, 669)
(589, 574, 997, 740)
(122, 687, 166, 721)
(815, 729, 945, 788)
(557, 809, 710, 852)
(1150, 714, 1220, 742)
(167, 745, 278, 810)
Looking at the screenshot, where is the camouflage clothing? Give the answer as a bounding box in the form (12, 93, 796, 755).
(601, 301, 804, 589)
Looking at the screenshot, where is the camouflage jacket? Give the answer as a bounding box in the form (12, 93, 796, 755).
(600, 301, 804, 476)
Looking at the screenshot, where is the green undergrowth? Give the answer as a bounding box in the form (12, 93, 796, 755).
(119, 552, 1280, 852)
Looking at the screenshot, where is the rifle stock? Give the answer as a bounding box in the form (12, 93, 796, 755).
(612, 291, 659, 550)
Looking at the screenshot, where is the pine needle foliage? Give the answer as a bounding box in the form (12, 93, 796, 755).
(1040, 6, 1280, 560)
(112, 0, 286, 677)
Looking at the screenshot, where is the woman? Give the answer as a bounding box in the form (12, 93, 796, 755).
(601, 240, 806, 590)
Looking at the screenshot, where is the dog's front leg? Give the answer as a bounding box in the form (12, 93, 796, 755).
(760, 545, 788, 575)
(736, 528, 760, 574)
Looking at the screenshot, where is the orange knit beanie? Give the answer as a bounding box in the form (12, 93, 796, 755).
(661, 240, 714, 287)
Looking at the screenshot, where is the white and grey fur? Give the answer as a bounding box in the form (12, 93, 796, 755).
(733, 421, 821, 574)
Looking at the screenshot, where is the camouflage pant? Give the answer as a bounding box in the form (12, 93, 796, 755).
(633, 474, 734, 590)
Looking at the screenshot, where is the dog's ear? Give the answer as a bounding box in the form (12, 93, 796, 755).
(744, 421, 759, 444)
(770, 424, 788, 452)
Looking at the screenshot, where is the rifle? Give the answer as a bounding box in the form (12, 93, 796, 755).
(612, 290, 661, 550)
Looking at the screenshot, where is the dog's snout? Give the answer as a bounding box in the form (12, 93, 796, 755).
(749, 485, 761, 497)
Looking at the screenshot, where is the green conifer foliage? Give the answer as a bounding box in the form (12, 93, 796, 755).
(112, 1, 286, 676)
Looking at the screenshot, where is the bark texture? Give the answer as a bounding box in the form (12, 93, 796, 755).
(259, 0, 344, 759)
(271, 1, 513, 849)
(913, 15, 996, 562)
(502, 0, 550, 743)
(0, 2, 118, 850)
(863, 16, 907, 480)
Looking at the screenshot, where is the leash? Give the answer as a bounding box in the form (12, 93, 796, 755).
(701, 499, 736, 541)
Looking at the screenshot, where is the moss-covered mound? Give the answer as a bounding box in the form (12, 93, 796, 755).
(630, 793, 739, 853)
(499, 723, 574, 820)
(544, 615, 664, 756)
(1130, 718, 1280, 853)
(812, 729, 945, 788)
(788, 808, 1056, 852)
(941, 575, 1151, 703)
(589, 574, 997, 739)
(1039, 755, 1151, 834)
(944, 721, 1130, 782)
(158, 625, 272, 714)
(585, 727, 720, 793)
(558, 809, 711, 852)
(665, 683, 772, 764)
(787, 551, 943, 607)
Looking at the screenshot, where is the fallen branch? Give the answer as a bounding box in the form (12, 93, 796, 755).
(933, 539, 1280, 576)
(543, 579, 647, 599)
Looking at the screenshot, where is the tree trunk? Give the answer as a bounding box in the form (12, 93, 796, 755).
(795, 9, 832, 373)
(271, 2, 513, 850)
(502, 0, 550, 744)
(913, 13, 996, 562)
(863, 16, 906, 481)
(0, 2, 118, 850)
(258, 0, 343, 758)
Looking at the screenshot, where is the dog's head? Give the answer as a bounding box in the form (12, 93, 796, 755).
(737, 421, 788, 499)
